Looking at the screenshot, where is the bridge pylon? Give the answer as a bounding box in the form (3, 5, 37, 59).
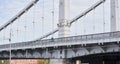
(50, 0, 71, 64)
(58, 0, 70, 37)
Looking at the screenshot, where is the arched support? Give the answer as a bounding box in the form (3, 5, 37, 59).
(16, 50, 26, 58)
(16, 52, 24, 58)
(1, 51, 9, 58)
(106, 44, 119, 52)
(51, 49, 69, 58)
(90, 46, 105, 54)
(52, 50, 61, 58)
(33, 51, 41, 58)
(26, 52, 33, 58)
(67, 49, 75, 58)
(3, 53, 9, 58)
(76, 48, 89, 57)
(42, 50, 51, 58)
(11, 52, 16, 58)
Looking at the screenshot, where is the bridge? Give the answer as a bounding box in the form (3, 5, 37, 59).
(0, 31, 120, 58)
(0, 0, 120, 64)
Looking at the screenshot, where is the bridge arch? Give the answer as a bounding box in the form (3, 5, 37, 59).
(67, 49, 75, 58)
(42, 50, 51, 58)
(76, 48, 89, 57)
(90, 46, 105, 54)
(33, 51, 42, 58)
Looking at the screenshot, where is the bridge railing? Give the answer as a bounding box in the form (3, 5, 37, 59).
(0, 31, 120, 50)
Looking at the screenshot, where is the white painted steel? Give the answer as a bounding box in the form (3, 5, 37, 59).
(0, 31, 120, 51)
(58, 0, 70, 37)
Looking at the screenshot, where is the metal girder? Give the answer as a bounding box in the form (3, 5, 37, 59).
(106, 44, 120, 52)
(37, 0, 106, 40)
(33, 52, 41, 58)
(76, 48, 89, 56)
(0, 44, 119, 59)
(0, 0, 39, 32)
(90, 46, 105, 54)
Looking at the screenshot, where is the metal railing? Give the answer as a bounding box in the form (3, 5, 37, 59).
(0, 31, 120, 50)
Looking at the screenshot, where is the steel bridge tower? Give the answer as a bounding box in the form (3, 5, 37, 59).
(50, 0, 70, 64)
(58, 0, 70, 37)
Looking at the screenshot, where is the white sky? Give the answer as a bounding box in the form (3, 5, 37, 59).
(0, 0, 120, 44)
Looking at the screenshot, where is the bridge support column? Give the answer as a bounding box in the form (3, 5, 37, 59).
(58, 0, 70, 37)
(49, 59, 70, 64)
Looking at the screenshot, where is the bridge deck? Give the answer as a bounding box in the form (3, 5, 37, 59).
(0, 31, 120, 51)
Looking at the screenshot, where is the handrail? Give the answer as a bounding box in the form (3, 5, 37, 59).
(0, 31, 120, 50)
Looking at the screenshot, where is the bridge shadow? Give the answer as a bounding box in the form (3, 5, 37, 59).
(70, 52, 120, 64)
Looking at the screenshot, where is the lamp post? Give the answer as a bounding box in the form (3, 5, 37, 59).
(9, 31, 12, 64)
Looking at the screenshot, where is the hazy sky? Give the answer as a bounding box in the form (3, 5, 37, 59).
(0, 0, 120, 44)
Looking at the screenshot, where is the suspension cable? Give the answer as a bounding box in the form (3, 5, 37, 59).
(16, 18, 19, 42)
(3, 29, 5, 43)
(35, 0, 106, 40)
(24, 13, 27, 41)
(83, 16, 86, 35)
(42, 0, 45, 36)
(92, 0, 96, 34)
(1, 23, 5, 42)
(75, 20, 78, 35)
(2, 1, 8, 43)
(116, 0, 119, 31)
(9, 24, 12, 64)
(102, 2, 105, 32)
(32, 4, 36, 39)
(92, 9, 96, 33)
(52, 0, 55, 38)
